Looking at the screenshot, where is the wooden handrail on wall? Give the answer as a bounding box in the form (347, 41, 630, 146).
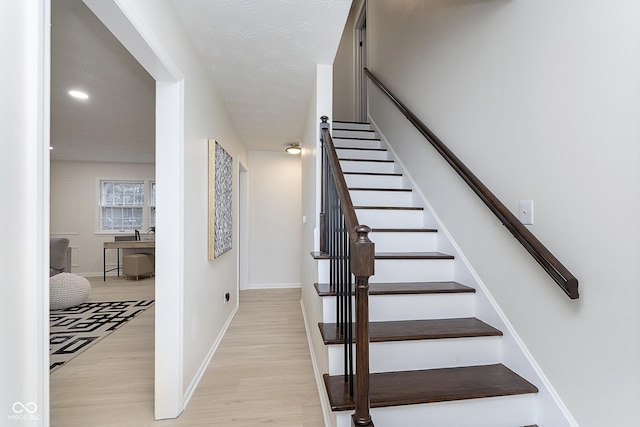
(364, 68, 579, 299)
(320, 116, 375, 427)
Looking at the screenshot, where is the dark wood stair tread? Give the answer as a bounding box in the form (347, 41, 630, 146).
(354, 205, 423, 210)
(336, 147, 388, 152)
(314, 281, 475, 296)
(323, 364, 538, 411)
(375, 252, 454, 260)
(333, 128, 376, 132)
(311, 250, 452, 260)
(344, 171, 402, 176)
(339, 158, 394, 163)
(333, 136, 380, 141)
(319, 318, 502, 344)
(333, 120, 370, 125)
(349, 187, 411, 192)
(371, 228, 437, 232)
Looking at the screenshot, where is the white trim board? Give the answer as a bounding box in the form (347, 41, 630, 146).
(248, 282, 302, 290)
(300, 299, 334, 427)
(82, 0, 186, 420)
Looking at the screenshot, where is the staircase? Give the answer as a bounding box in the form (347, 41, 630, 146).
(313, 120, 542, 427)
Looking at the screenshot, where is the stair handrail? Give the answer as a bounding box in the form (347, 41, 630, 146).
(364, 68, 579, 299)
(320, 116, 375, 427)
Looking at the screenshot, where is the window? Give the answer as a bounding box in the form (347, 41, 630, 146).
(100, 180, 145, 232)
(149, 181, 156, 228)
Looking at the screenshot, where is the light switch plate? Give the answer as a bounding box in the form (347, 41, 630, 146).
(519, 200, 534, 225)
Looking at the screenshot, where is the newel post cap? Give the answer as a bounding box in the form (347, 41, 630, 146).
(351, 225, 375, 278)
(320, 116, 330, 131)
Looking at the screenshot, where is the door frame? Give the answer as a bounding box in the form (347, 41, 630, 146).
(355, 1, 368, 122)
(81, 0, 186, 419)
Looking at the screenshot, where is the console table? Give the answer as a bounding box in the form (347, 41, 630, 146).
(103, 240, 155, 281)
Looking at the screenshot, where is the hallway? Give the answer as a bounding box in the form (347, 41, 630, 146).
(50, 280, 323, 427)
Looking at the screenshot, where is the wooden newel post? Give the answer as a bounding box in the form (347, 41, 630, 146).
(319, 116, 330, 253)
(351, 225, 375, 427)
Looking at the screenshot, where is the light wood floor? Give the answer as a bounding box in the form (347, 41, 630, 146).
(50, 276, 324, 427)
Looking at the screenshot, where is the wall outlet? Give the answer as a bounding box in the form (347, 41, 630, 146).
(519, 200, 534, 225)
(223, 291, 230, 304)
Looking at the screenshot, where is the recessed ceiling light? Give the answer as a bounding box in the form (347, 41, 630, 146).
(68, 90, 89, 100)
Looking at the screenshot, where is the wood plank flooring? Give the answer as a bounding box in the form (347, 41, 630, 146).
(50, 277, 323, 427)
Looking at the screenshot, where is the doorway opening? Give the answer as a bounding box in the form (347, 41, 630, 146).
(355, 2, 368, 123)
(238, 162, 249, 292)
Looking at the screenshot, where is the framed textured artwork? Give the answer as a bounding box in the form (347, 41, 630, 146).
(208, 139, 233, 259)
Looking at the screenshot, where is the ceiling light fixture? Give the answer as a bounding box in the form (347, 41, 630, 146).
(68, 90, 89, 100)
(285, 143, 301, 155)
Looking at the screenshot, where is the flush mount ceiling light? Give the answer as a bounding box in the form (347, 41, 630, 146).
(68, 90, 89, 100)
(285, 143, 301, 155)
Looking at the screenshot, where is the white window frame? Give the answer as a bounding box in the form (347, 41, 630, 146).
(149, 181, 156, 228)
(96, 179, 155, 234)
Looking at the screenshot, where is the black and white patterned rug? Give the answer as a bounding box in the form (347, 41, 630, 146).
(50, 300, 154, 373)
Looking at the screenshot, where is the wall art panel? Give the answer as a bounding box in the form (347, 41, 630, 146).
(208, 139, 233, 259)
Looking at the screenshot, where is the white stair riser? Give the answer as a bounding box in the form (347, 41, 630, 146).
(322, 293, 474, 322)
(333, 129, 377, 139)
(336, 394, 537, 427)
(350, 190, 413, 207)
(356, 209, 424, 228)
(344, 174, 403, 188)
(370, 293, 473, 321)
(333, 138, 382, 149)
(340, 160, 396, 174)
(317, 259, 329, 283)
(333, 122, 371, 131)
(336, 148, 388, 160)
(327, 337, 502, 375)
(368, 231, 438, 252)
(371, 258, 454, 283)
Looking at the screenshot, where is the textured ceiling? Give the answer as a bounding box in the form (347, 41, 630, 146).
(50, 0, 352, 163)
(170, 0, 352, 150)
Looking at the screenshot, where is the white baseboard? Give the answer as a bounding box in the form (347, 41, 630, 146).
(300, 299, 334, 427)
(248, 282, 302, 289)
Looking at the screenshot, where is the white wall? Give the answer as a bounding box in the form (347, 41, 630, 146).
(332, 1, 640, 426)
(82, 0, 248, 419)
(50, 160, 156, 275)
(300, 64, 335, 426)
(247, 150, 302, 289)
(1, 1, 50, 424)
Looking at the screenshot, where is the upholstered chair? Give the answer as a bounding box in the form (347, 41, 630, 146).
(50, 237, 71, 276)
